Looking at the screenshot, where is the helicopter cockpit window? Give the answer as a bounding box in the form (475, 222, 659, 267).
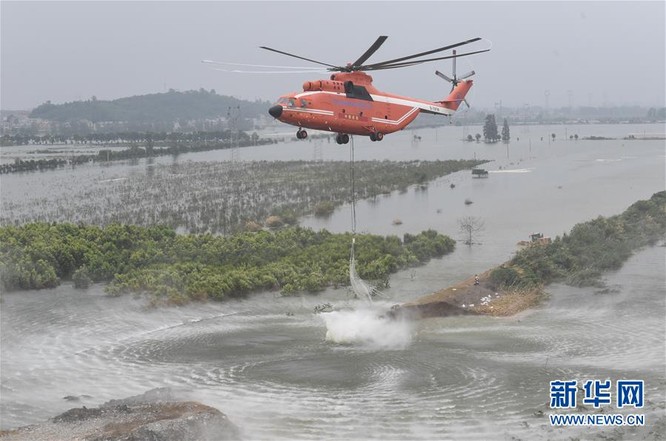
(277, 98, 289, 105)
(300, 99, 307, 108)
(288, 98, 296, 108)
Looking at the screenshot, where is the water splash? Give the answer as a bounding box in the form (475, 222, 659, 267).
(321, 305, 413, 350)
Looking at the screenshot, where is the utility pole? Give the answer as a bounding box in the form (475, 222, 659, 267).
(227, 105, 241, 162)
(495, 100, 503, 120)
(567, 89, 573, 110)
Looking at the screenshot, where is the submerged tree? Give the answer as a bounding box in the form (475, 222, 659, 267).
(458, 216, 485, 245)
(501, 118, 510, 142)
(483, 114, 499, 143)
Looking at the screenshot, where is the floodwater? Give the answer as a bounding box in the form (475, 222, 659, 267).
(1, 123, 665, 439)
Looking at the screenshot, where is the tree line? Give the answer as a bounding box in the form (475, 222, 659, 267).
(0, 131, 273, 174)
(1, 130, 258, 147)
(489, 191, 666, 290)
(29, 89, 270, 125)
(462, 114, 511, 143)
(0, 223, 455, 304)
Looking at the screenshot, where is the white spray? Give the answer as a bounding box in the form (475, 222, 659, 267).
(322, 304, 413, 350)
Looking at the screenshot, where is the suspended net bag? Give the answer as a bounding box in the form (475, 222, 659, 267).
(349, 238, 374, 303)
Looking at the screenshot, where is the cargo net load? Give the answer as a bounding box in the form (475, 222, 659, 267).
(349, 238, 374, 302)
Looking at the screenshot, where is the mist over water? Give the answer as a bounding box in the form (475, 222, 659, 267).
(1, 123, 664, 439)
(322, 304, 413, 350)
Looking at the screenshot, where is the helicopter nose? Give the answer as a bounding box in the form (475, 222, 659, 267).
(268, 105, 283, 118)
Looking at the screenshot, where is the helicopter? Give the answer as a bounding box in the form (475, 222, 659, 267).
(260, 36, 490, 144)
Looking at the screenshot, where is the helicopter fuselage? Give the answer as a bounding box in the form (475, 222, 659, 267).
(268, 71, 472, 143)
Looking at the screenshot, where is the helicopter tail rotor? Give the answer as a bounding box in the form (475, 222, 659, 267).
(435, 70, 455, 84)
(435, 49, 476, 108)
(435, 50, 476, 89)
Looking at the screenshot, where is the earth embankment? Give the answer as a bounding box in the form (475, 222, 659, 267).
(392, 270, 544, 319)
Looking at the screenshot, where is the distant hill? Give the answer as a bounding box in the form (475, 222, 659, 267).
(29, 89, 271, 124)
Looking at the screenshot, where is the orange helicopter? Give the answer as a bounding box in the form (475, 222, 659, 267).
(260, 36, 490, 144)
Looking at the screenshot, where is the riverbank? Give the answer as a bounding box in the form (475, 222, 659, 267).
(392, 268, 546, 319)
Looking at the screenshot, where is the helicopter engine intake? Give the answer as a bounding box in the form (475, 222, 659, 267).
(303, 80, 345, 93)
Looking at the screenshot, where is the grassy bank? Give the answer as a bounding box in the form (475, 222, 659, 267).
(0, 223, 455, 304)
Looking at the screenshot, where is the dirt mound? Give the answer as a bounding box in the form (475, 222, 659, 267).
(392, 270, 543, 319)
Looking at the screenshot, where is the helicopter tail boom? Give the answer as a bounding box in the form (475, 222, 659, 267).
(437, 79, 473, 111)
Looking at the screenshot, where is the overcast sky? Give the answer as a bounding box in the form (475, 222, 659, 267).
(2, 1, 665, 111)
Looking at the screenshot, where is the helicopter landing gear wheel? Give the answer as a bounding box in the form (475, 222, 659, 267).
(336, 133, 350, 145)
(369, 132, 384, 142)
(296, 129, 308, 140)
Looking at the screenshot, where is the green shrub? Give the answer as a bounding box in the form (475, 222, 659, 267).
(314, 201, 335, 217)
(72, 266, 92, 289)
(565, 268, 604, 287)
(490, 266, 521, 289)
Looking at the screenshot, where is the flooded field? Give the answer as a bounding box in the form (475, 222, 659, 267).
(1, 122, 665, 439)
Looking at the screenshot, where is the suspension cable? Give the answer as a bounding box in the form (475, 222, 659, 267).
(349, 135, 357, 234)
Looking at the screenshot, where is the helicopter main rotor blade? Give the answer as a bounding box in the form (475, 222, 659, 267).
(363, 48, 490, 71)
(202, 60, 324, 70)
(350, 35, 388, 69)
(210, 68, 329, 74)
(259, 46, 339, 69)
(361, 37, 482, 71)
